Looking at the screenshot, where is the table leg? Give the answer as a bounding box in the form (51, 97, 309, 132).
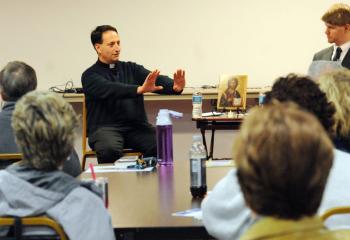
(209, 129, 215, 160)
(200, 128, 209, 160)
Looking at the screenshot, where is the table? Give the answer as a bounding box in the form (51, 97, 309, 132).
(81, 161, 232, 240)
(61, 87, 261, 102)
(194, 116, 244, 159)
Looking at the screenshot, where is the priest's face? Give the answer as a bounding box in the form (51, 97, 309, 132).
(95, 30, 121, 64)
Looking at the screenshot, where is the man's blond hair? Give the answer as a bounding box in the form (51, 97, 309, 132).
(322, 3, 350, 26)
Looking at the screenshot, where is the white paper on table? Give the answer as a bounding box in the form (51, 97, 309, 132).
(114, 162, 136, 169)
(85, 165, 154, 173)
(202, 112, 223, 117)
(172, 208, 203, 220)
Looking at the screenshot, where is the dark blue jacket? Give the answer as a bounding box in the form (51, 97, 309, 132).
(0, 101, 81, 177)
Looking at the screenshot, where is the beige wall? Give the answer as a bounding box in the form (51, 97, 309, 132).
(0, 0, 342, 90)
(1, 0, 342, 166)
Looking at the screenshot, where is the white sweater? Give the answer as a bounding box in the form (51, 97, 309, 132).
(201, 149, 350, 240)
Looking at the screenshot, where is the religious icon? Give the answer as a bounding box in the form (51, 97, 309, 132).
(217, 74, 247, 110)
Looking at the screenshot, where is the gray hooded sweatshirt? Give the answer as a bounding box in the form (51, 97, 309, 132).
(0, 163, 115, 240)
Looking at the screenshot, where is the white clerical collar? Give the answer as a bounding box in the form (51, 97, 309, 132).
(109, 63, 116, 69)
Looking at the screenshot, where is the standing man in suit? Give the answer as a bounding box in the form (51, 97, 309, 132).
(82, 25, 186, 163)
(313, 3, 350, 69)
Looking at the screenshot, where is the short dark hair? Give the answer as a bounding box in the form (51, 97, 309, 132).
(235, 102, 333, 220)
(90, 25, 118, 47)
(264, 74, 335, 135)
(0, 61, 37, 101)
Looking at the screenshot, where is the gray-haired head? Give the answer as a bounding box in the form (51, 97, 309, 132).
(12, 91, 79, 171)
(0, 61, 37, 101)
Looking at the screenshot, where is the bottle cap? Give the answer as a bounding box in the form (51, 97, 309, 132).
(156, 109, 183, 126)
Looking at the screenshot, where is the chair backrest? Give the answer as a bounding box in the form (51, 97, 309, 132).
(0, 216, 67, 240)
(320, 206, 350, 222)
(81, 95, 98, 170)
(0, 154, 22, 161)
(0, 154, 22, 169)
(82, 95, 88, 154)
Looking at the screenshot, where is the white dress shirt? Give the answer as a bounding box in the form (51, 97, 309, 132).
(332, 41, 350, 62)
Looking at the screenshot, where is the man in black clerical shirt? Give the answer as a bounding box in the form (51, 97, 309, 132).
(313, 3, 350, 69)
(81, 25, 186, 163)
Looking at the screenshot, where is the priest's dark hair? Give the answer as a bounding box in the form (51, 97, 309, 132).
(91, 25, 118, 47)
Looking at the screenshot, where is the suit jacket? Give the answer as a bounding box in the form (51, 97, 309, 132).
(313, 46, 350, 69)
(0, 102, 81, 177)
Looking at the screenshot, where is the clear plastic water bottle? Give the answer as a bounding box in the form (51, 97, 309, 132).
(156, 109, 183, 165)
(259, 86, 270, 106)
(258, 86, 267, 106)
(190, 135, 207, 198)
(258, 90, 265, 106)
(192, 91, 202, 118)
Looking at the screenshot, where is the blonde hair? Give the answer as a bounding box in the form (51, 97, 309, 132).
(322, 3, 350, 26)
(12, 91, 79, 170)
(235, 102, 333, 219)
(319, 69, 350, 138)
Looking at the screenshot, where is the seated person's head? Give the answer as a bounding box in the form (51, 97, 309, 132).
(235, 102, 334, 219)
(0, 61, 37, 101)
(264, 74, 335, 135)
(319, 69, 350, 139)
(12, 91, 78, 171)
